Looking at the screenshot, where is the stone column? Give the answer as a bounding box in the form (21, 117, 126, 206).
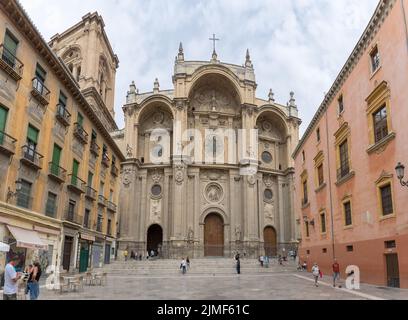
(277, 175, 286, 244)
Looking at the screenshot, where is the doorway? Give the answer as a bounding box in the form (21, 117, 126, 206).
(204, 213, 224, 257)
(264, 227, 277, 257)
(62, 236, 73, 272)
(385, 254, 400, 288)
(147, 224, 163, 256)
(79, 242, 89, 273)
(104, 244, 111, 264)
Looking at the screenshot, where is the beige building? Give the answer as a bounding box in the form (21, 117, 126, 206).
(0, 0, 124, 277)
(113, 46, 301, 258)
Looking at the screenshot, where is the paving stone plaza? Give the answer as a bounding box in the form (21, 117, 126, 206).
(31, 259, 408, 300)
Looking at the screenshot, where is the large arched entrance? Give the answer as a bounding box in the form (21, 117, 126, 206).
(264, 226, 277, 257)
(147, 224, 163, 256)
(204, 213, 224, 257)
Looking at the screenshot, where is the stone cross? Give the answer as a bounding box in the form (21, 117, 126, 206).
(209, 34, 220, 52)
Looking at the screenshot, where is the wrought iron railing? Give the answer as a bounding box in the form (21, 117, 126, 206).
(98, 195, 107, 207)
(68, 174, 86, 193)
(21, 145, 44, 169)
(101, 153, 110, 167)
(337, 162, 350, 181)
(73, 123, 89, 144)
(31, 77, 50, 105)
(48, 162, 67, 182)
(90, 140, 100, 156)
(64, 206, 81, 225)
(85, 186, 97, 200)
(56, 104, 71, 126)
(107, 201, 117, 212)
(0, 130, 17, 155)
(0, 44, 24, 80)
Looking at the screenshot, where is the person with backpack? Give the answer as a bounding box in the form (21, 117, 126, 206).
(27, 262, 42, 300)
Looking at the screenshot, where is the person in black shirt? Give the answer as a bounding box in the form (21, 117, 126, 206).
(27, 262, 42, 300)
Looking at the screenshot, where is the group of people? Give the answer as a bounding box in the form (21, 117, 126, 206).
(258, 255, 270, 268)
(2, 255, 42, 301)
(124, 250, 157, 261)
(180, 257, 190, 274)
(307, 259, 341, 288)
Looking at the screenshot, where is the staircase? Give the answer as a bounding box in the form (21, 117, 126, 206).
(102, 258, 297, 276)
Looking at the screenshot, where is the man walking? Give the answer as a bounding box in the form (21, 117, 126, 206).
(312, 262, 320, 287)
(3, 255, 22, 300)
(332, 259, 341, 287)
(235, 254, 241, 275)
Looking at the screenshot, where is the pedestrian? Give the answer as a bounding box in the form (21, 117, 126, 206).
(3, 255, 22, 301)
(180, 258, 187, 275)
(278, 255, 283, 265)
(260, 255, 264, 267)
(150, 250, 155, 258)
(264, 255, 270, 268)
(23, 264, 33, 294)
(302, 261, 307, 271)
(27, 262, 42, 300)
(332, 259, 341, 288)
(135, 252, 138, 261)
(312, 262, 320, 287)
(146, 251, 149, 260)
(130, 250, 135, 260)
(186, 257, 190, 269)
(139, 254, 142, 261)
(124, 249, 128, 261)
(235, 254, 241, 275)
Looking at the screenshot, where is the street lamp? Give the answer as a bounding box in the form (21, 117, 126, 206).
(395, 162, 408, 187)
(6, 180, 22, 203)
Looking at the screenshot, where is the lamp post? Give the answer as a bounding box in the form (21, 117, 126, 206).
(6, 180, 22, 203)
(395, 162, 408, 187)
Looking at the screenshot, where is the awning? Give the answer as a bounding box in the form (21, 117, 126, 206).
(7, 226, 48, 250)
(0, 241, 10, 252)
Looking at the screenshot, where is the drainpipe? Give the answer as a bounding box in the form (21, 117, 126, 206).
(324, 109, 336, 261)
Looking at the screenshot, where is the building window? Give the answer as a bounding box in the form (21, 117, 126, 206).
(344, 201, 352, 226)
(346, 245, 354, 252)
(322, 248, 327, 254)
(45, 192, 57, 218)
(67, 200, 76, 221)
(107, 219, 112, 236)
(338, 95, 344, 115)
(338, 140, 350, 179)
(151, 185, 162, 197)
(16, 180, 32, 209)
(306, 250, 310, 255)
(380, 184, 393, 216)
(302, 150, 305, 162)
(305, 221, 310, 238)
(3, 30, 19, 68)
(97, 215, 103, 232)
(264, 189, 273, 201)
(320, 212, 326, 234)
(262, 151, 273, 164)
(385, 240, 396, 249)
(26, 124, 39, 152)
(33, 63, 47, 95)
(316, 128, 321, 142)
(84, 209, 90, 229)
(317, 164, 324, 187)
(370, 45, 380, 73)
(99, 181, 105, 197)
(373, 105, 388, 143)
(302, 179, 308, 205)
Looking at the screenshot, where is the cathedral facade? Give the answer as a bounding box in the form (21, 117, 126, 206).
(113, 46, 301, 258)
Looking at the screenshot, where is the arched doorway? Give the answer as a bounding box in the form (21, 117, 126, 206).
(264, 227, 277, 257)
(147, 224, 163, 256)
(204, 213, 224, 257)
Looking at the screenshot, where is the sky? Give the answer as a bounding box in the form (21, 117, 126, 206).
(19, 0, 379, 133)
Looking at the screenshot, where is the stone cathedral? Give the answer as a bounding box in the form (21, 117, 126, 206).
(112, 44, 301, 258)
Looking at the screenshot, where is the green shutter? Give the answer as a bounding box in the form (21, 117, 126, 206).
(0, 106, 8, 144)
(51, 144, 62, 176)
(87, 172, 93, 187)
(71, 160, 79, 185)
(4, 31, 18, 56)
(35, 64, 46, 82)
(27, 125, 39, 144)
(78, 113, 84, 126)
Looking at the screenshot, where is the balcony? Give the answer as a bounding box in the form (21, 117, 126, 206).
(31, 77, 50, 106)
(0, 44, 24, 81)
(110, 165, 119, 177)
(63, 207, 82, 225)
(48, 162, 67, 184)
(0, 131, 17, 156)
(107, 201, 117, 213)
(56, 104, 71, 127)
(20, 146, 43, 170)
(98, 195, 107, 207)
(101, 153, 110, 168)
(85, 186, 97, 201)
(73, 123, 88, 144)
(67, 174, 86, 194)
(90, 140, 100, 157)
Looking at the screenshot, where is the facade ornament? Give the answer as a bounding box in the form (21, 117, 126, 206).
(126, 144, 133, 158)
(122, 168, 134, 188)
(288, 91, 297, 108)
(153, 78, 160, 93)
(247, 175, 257, 186)
(174, 163, 186, 185)
(187, 227, 194, 242)
(152, 169, 163, 184)
(263, 174, 274, 188)
(235, 225, 242, 241)
(205, 183, 223, 203)
(245, 49, 253, 68)
(268, 89, 275, 103)
(177, 42, 184, 62)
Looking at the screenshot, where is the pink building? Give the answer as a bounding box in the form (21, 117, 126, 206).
(293, 0, 408, 288)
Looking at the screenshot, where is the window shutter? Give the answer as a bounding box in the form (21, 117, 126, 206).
(27, 125, 39, 144)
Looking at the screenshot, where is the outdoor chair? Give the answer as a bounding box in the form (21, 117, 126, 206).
(70, 275, 84, 292)
(59, 276, 70, 294)
(84, 272, 95, 286)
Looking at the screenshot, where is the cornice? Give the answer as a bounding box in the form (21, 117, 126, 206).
(293, 0, 396, 159)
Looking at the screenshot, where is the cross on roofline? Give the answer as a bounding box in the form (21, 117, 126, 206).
(209, 33, 220, 52)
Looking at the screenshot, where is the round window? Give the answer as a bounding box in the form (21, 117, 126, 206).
(262, 151, 273, 164)
(264, 189, 273, 201)
(151, 185, 162, 196)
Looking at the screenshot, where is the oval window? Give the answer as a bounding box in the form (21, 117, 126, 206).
(151, 185, 162, 196)
(264, 189, 273, 201)
(262, 151, 273, 164)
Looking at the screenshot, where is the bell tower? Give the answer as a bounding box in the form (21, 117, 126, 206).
(49, 12, 119, 130)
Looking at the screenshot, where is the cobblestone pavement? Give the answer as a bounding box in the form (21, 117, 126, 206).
(30, 271, 408, 300)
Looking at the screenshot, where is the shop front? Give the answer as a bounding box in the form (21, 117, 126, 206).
(61, 226, 79, 272)
(78, 232, 95, 273)
(92, 237, 105, 269)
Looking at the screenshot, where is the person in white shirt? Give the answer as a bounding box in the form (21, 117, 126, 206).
(3, 256, 22, 300)
(311, 263, 320, 287)
(180, 258, 187, 275)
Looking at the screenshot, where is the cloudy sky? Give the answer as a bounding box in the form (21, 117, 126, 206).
(20, 0, 378, 133)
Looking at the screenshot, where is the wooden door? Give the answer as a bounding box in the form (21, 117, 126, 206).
(62, 236, 73, 272)
(204, 214, 224, 257)
(386, 254, 400, 288)
(79, 244, 89, 273)
(264, 227, 277, 257)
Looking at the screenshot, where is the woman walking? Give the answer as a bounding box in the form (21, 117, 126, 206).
(311, 262, 320, 287)
(27, 262, 42, 300)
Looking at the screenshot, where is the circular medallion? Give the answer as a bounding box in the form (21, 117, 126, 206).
(262, 151, 273, 164)
(151, 184, 162, 197)
(264, 189, 273, 202)
(205, 183, 224, 203)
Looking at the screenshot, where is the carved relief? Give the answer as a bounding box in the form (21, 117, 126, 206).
(263, 175, 274, 188)
(205, 183, 223, 203)
(247, 175, 257, 186)
(122, 167, 134, 188)
(174, 164, 186, 185)
(190, 87, 238, 115)
(264, 202, 275, 223)
(150, 199, 162, 224)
